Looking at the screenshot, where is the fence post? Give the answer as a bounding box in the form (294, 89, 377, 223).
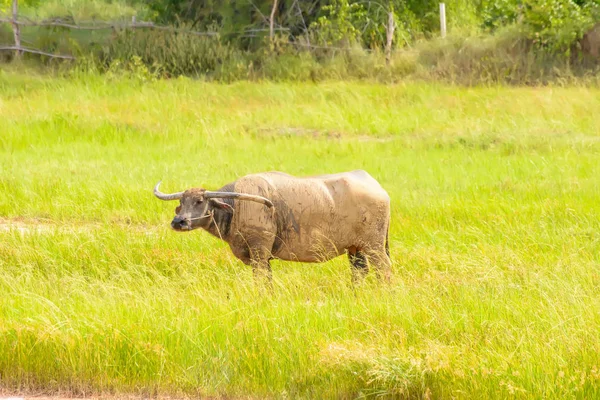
(385, 7, 395, 65)
(439, 3, 446, 38)
(269, 0, 278, 47)
(11, 0, 22, 59)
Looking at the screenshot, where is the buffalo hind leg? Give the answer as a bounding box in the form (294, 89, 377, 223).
(348, 246, 368, 284)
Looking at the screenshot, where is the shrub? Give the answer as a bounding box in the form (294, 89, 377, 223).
(482, 0, 600, 53)
(97, 25, 238, 77)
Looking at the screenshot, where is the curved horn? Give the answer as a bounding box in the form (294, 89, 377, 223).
(205, 191, 274, 208)
(153, 181, 184, 201)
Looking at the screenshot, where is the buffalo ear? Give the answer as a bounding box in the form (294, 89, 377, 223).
(209, 199, 234, 213)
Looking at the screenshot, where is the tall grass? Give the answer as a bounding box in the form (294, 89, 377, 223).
(1, 71, 600, 398)
(7, 0, 149, 20)
(415, 26, 600, 85)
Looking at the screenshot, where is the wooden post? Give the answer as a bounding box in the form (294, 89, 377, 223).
(269, 0, 278, 46)
(439, 3, 446, 38)
(11, 0, 22, 59)
(385, 7, 395, 65)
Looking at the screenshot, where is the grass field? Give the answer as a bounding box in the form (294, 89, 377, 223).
(1, 69, 600, 399)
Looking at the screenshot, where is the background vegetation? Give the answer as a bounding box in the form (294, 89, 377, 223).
(1, 0, 600, 83)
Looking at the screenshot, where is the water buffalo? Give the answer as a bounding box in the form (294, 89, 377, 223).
(154, 170, 391, 283)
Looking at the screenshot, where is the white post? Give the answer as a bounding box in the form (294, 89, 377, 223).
(385, 9, 395, 65)
(439, 3, 446, 38)
(269, 0, 278, 46)
(11, 0, 21, 59)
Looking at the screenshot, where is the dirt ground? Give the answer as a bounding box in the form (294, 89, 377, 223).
(0, 396, 203, 400)
(0, 217, 159, 234)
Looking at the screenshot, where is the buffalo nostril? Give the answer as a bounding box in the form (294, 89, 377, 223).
(171, 218, 189, 230)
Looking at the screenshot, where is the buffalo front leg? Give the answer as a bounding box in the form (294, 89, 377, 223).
(248, 245, 273, 288)
(348, 246, 368, 285)
(230, 235, 274, 286)
(251, 257, 272, 283)
(365, 247, 392, 283)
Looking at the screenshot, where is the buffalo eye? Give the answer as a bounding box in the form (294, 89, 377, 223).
(195, 200, 202, 206)
(175, 206, 181, 214)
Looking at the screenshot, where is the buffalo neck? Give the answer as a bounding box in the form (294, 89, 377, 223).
(201, 181, 235, 241)
(203, 207, 233, 241)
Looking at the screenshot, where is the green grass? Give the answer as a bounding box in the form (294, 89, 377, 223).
(1, 0, 147, 20)
(2, 69, 600, 398)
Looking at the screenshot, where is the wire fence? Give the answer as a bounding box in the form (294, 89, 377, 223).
(0, 0, 433, 63)
(0, 4, 251, 59)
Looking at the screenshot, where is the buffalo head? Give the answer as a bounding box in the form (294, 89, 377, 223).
(153, 181, 273, 232)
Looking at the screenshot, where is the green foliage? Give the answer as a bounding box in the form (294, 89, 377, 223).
(1, 0, 40, 10)
(481, 0, 521, 30)
(12, 0, 146, 20)
(2, 0, 600, 83)
(309, 0, 364, 46)
(482, 0, 600, 51)
(523, 0, 595, 51)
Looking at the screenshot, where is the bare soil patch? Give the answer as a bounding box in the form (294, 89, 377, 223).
(254, 126, 395, 142)
(0, 218, 160, 235)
